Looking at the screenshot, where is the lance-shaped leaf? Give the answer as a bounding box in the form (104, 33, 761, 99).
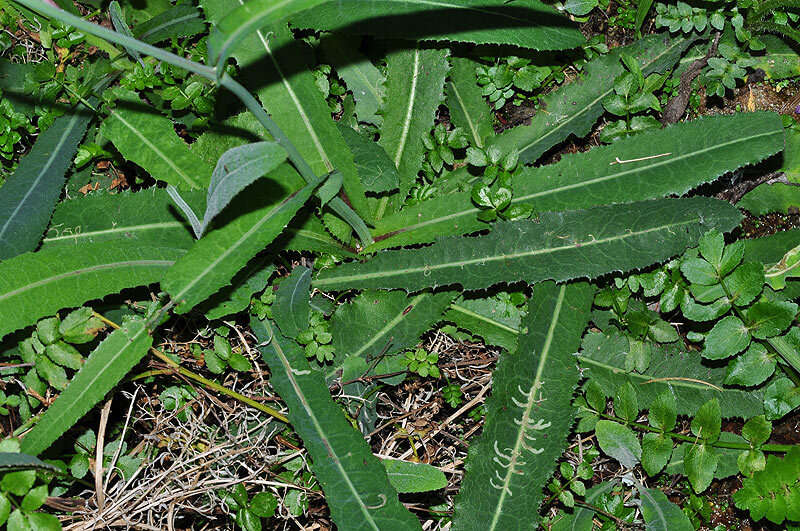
(446, 56, 494, 148)
(280, 212, 358, 256)
(321, 35, 385, 126)
(367, 111, 782, 251)
(292, 0, 584, 50)
(201, 260, 275, 320)
(21, 319, 152, 456)
(330, 289, 455, 366)
(0, 242, 184, 340)
(444, 296, 523, 352)
(134, 4, 206, 43)
(339, 125, 398, 194)
(0, 108, 92, 259)
(490, 33, 696, 164)
(202, 4, 372, 223)
(251, 317, 421, 531)
(453, 282, 594, 530)
(100, 96, 213, 190)
(0, 453, 60, 474)
(274, 266, 312, 338)
(162, 168, 321, 313)
(42, 189, 202, 250)
(577, 331, 764, 418)
(199, 141, 288, 236)
(206, 0, 325, 69)
(379, 46, 449, 210)
(315, 197, 742, 292)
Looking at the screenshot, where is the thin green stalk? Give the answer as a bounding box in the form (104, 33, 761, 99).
(13, 0, 373, 246)
(93, 312, 289, 423)
(597, 411, 796, 453)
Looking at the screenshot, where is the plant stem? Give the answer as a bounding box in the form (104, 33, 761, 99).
(12, 0, 373, 247)
(94, 312, 289, 423)
(597, 411, 796, 453)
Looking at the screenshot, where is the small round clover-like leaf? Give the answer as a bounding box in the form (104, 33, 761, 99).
(702, 315, 750, 360)
(725, 343, 775, 386)
(746, 300, 798, 339)
(595, 420, 641, 469)
(0, 469, 35, 497)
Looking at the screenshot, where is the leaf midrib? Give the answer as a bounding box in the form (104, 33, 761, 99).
(110, 109, 201, 189)
(268, 320, 381, 530)
(320, 216, 700, 286)
(352, 292, 428, 358)
(514, 37, 688, 157)
(0, 111, 84, 243)
(489, 284, 565, 530)
(373, 126, 780, 241)
(447, 80, 483, 148)
(392, 47, 421, 169)
(42, 222, 184, 244)
(0, 259, 177, 303)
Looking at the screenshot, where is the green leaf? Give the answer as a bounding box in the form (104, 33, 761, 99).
(765, 243, 800, 290)
(321, 35, 384, 126)
(684, 443, 719, 493)
(443, 296, 522, 352)
(742, 415, 771, 447)
(578, 331, 764, 418)
(46, 342, 82, 370)
(691, 399, 721, 443)
(490, 33, 695, 164)
(0, 242, 183, 341)
(367, 112, 780, 251)
(291, 0, 583, 50)
(642, 433, 673, 475)
(110, 1, 142, 65)
(382, 459, 446, 493)
(206, 0, 325, 69)
(100, 99, 213, 190)
(316, 197, 741, 292)
(1, 470, 35, 497)
(251, 317, 420, 530)
(614, 382, 638, 423)
(725, 262, 764, 306)
(750, 35, 800, 80)
(199, 142, 288, 236)
(446, 56, 494, 148)
(274, 266, 312, 339)
(202, 260, 275, 320)
(739, 183, 800, 216)
(249, 492, 278, 518)
(764, 377, 800, 420)
(0, 109, 92, 259)
(638, 487, 693, 531)
(202, 9, 372, 224)
(680, 257, 718, 285)
(134, 4, 206, 44)
(734, 447, 800, 525)
(724, 343, 776, 386)
(42, 189, 201, 251)
(703, 315, 750, 360)
(21, 319, 153, 455)
(746, 300, 797, 339)
(162, 168, 320, 313)
(329, 290, 454, 381)
(378, 46, 449, 211)
(648, 390, 677, 432)
(20, 485, 47, 512)
(0, 454, 60, 474)
(453, 282, 593, 531)
(338, 125, 398, 194)
(595, 420, 641, 468)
